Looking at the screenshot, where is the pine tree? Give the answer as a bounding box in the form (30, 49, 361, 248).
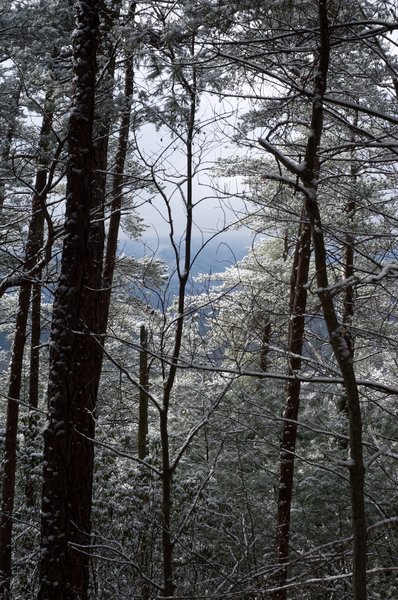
(38, 1, 101, 597)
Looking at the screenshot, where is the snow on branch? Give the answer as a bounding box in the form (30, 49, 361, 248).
(258, 137, 306, 176)
(314, 262, 398, 296)
(364, 444, 390, 470)
(362, 262, 398, 283)
(337, 445, 390, 470)
(265, 567, 398, 595)
(259, 172, 312, 198)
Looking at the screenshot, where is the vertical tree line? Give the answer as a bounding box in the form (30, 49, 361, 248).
(0, 1, 397, 598)
(38, 0, 101, 597)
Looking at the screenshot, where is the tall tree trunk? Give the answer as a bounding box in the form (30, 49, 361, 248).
(158, 45, 197, 597)
(88, 0, 136, 393)
(89, 0, 122, 272)
(263, 4, 366, 596)
(24, 279, 42, 508)
(0, 283, 31, 600)
(302, 4, 367, 598)
(100, 9, 135, 333)
(24, 92, 55, 508)
(342, 119, 359, 361)
(138, 325, 149, 460)
(306, 171, 368, 600)
(28, 283, 42, 413)
(137, 329, 150, 600)
(0, 94, 53, 598)
(38, 2, 101, 598)
(272, 212, 311, 599)
(338, 115, 358, 428)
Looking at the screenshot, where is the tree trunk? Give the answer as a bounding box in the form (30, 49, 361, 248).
(337, 116, 358, 426)
(307, 202, 367, 600)
(100, 25, 135, 333)
(0, 93, 53, 598)
(259, 318, 271, 372)
(265, 5, 367, 597)
(0, 283, 31, 600)
(158, 46, 197, 597)
(24, 280, 42, 508)
(273, 212, 311, 599)
(160, 411, 174, 599)
(38, 2, 101, 598)
(137, 323, 150, 598)
(24, 93, 54, 507)
(28, 283, 42, 413)
(271, 5, 345, 597)
(301, 4, 367, 598)
(342, 119, 359, 360)
(138, 325, 149, 460)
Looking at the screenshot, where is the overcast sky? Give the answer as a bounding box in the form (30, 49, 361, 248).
(126, 90, 259, 275)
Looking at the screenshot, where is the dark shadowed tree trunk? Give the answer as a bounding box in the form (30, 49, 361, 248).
(24, 278, 43, 508)
(0, 94, 54, 599)
(137, 324, 150, 599)
(138, 325, 149, 460)
(259, 318, 271, 372)
(0, 282, 32, 600)
(342, 119, 359, 361)
(38, 2, 101, 599)
(272, 211, 311, 599)
(264, 3, 367, 598)
(267, 3, 346, 597)
(89, 0, 122, 279)
(302, 6, 367, 597)
(24, 92, 55, 508)
(338, 112, 359, 423)
(100, 3, 136, 334)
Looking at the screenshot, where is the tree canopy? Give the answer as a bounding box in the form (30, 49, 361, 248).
(0, 1, 397, 599)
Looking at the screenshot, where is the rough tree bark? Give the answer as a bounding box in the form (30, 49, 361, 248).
(38, 2, 101, 599)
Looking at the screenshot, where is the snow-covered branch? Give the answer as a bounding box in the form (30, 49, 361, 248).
(313, 262, 398, 297)
(258, 137, 306, 176)
(364, 444, 390, 470)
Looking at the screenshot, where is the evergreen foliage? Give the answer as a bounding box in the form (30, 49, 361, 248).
(0, 1, 396, 598)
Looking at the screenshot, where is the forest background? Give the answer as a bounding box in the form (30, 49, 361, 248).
(0, 1, 397, 599)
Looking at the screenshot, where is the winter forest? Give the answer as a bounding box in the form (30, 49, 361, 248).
(0, 0, 397, 599)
